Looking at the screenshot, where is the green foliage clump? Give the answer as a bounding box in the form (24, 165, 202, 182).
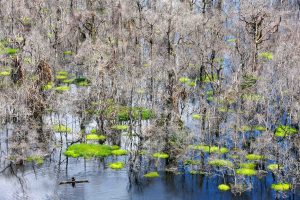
(246, 154, 263, 161)
(179, 77, 190, 84)
(111, 149, 128, 156)
(267, 164, 283, 171)
(241, 74, 257, 90)
(144, 171, 160, 178)
(86, 134, 106, 141)
(63, 51, 73, 55)
(271, 183, 291, 191)
(117, 106, 155, 121)
(42, 82, 53, 91)
(153, 152, 169, 159)
(73, 76, 91, 87)
(0, 68, 11, 76)
(111, 124, 129, 131)
(192, 145, 229, 154)
(192, 114, 201, 120)
(275, 125, 298, 137)
(240, 125, 266, 132)
(239, 163, 256, 169)
(55, 85, 70, 92)
(218, 184, 230, 191)
(242, 93, 263, 101)
(184, 159, 201, 165)
(201, 74, 218, 83)
(108, 161, 125, 170)
(26, 155, 44, 165)
(6, 48, 19, 55)
(64, 144, 115, 158)
(53, 125, 71, 133)
(236, 168, 257, 176)
(62, 78, 76, 84)
(189, 170, 200, 175)
(253, 126, 266, 131)
(55, 71, 68, 80)
(208, 159, 233, 168)
(259, 52, 273, 60)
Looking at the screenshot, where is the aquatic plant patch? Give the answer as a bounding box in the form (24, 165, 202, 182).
(239, 163, 256, 169)
(111, 124, 129, 131)
(271, 183, 291, 191)
(236, 168, 257, 176)
(153, 152, 169, 159)
(208, 159, 233, 168)
(53, 125, 71, 133)
(116, 106, 155, 121)
(108, 161, 125, 170)
(192, 145, 229, 154)
(267, 164, 283, 171)
(111, 149, 128, 156)
(245, 154, 263, 161)
(55, 85, 70, 92)
(86, 134, 106, 141)
(191, 114, 201, 120)
(184, 159, 201, 165)
(241, 74, 257, 90)
(26, 155, 44, 165)
(275, 125, 298, 137)
(259, 52, 273, 60)
(144, 171, 160, 178)
(179, 77, 190, 84)
(201, 74, 218, 83)
(42, 82, 53, 91)
(218, 184, 230, 191)
(64, 144, 116, 158)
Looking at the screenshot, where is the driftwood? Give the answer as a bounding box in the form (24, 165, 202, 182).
(59, 180, 89, 185)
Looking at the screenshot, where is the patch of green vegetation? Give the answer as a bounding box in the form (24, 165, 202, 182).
(108, 161, 125, 170)
(53, 125, 71, 133)
(86, 134, 106, 141)
(192, 145, 229, 154)
(0, 71, 10, 76)
(73, 76, 91, 87)
(62, 78, 76, 84)
(6, 48, 19, 55)
(259, 52, 273, 60)
(153, 152, 169, 159)
(179, 77, 190, 84)
(56, 71, 68, 80)
(218, 107, 228, 113)
(184, 159, 201, 165)
(208, 159, 233, 168)
(267, 164, 283, 171)
(275, 125, 298, 137)
(253, 126, 266, 131)
(117, 107, 155, 121)
(64, 143, 115, 158)
(55, 85, 70, 92)
(227, 38, 236, 43)
(240, 125, 266, 132)
(218, 184, 230, 191)
(192, 114, 201, 120)
(239, 163, 256, 169)
(111, 124, 129, 131)
(201, 74, 218, 83)
(236, 168, 257, 176)
(144, 171, 160, 178)
(271, 183, 291, 191)
(26, 155, 44, 165)
(111, 149, 128, 156)
(242, 93, 263, 101)
(245, 154, 263, 161)
(42, 82, 53, 91)
(188, 80, 196, 87)
(189, 170, 200, 175)
(63, 51, 73, 55)
(241, 74, 257, 90)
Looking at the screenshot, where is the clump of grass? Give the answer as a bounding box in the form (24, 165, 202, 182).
(42, 82, 53, 91)
(241, 74, 257, 90)
(108, 161, 125, 170)
(0, 68, 11, 76)
(117, 106, 155, 121)
(208, 159, 233, 168)
(64, 143, 115, 158)
(6, 48, 19, 55)
(259, 52, 273, 60)
(144, 171, 160, 178)
(201, 74, 218, 83)
(111, 124, 129, 131)
(271, 183, 291, 191)
(246, 154, 263, 161)
(55, 71, 68, 80)
(153, 152, 169, 159)
(53, 125, 71, 133)
(111, 149, 128, 156)
(239, 163, 256, 169)
(189, 170, 200, 175)
(253, 125, 266, 131)
(275, 125, 298, 137)
(86, 134, 106, 141)
(26, 155, 44, 165)
(192, 114, 201, 120)
(55, 85, 70, 92)
(218, 184, 230, 191)
(179, 77, 190, 84)
(242, 93, 263, 101)
(192, 145, 229, 154)
(63, 51, 73, 55)
(184, 159, 201, 165)
(236, 168, 257, 176)
(267, 164, 283, 171)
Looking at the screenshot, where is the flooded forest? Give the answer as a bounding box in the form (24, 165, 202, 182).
(0, 0, 300, 199)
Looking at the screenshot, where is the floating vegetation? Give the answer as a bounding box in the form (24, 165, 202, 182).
(73, 76, 91, 87)
(42, 82, 53, 91)
(111, 124, 129, 131)
(188, 80, 196, 87)
(26, 155, 44, 165)
(206, 90, 214, 102)
(108, 161, 125, 170)
(55, 85, 70, 92)
(62, 78, 76, 84)
(218, 184, 230, 191)
(6, 48, 19, 55)
(275, 125, 298, 137)
(64, 144, 115, 158)
(227, 38, 236, 43)
(259, 52, 273, 60)
(271, 183, 291, 191)
(239, 163, 256, 169)
(208, 159, 233, 168)
(267, 164, 283, 171)
(179, 77, 190, 84)
(55, 71, 68, 80)
(253, 125, 266, 131)
(86, 134, 106, 141)
(240, 125, 266, 132)
(201, 74, 218, 83)
(240, 125, 252, 132)
(53, 125, 71, 133)
(111, 149, 128, 156)
(184, 159, 201, 165)
(189, 170, 200, 175)
(153, 152, 169, 159)
(246, 154, 263, 161)
(0, 68, 11, 76)
(242, 93, 263, 101)
(144, 171, 160, 178)
(63, 50, 73, 55)
(236, 168, 257, 176)
(192, 145, 229, 154)
(192, 114, 201, 120)
(117, 107, 155, 121)
(241, 74, 257, 90)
